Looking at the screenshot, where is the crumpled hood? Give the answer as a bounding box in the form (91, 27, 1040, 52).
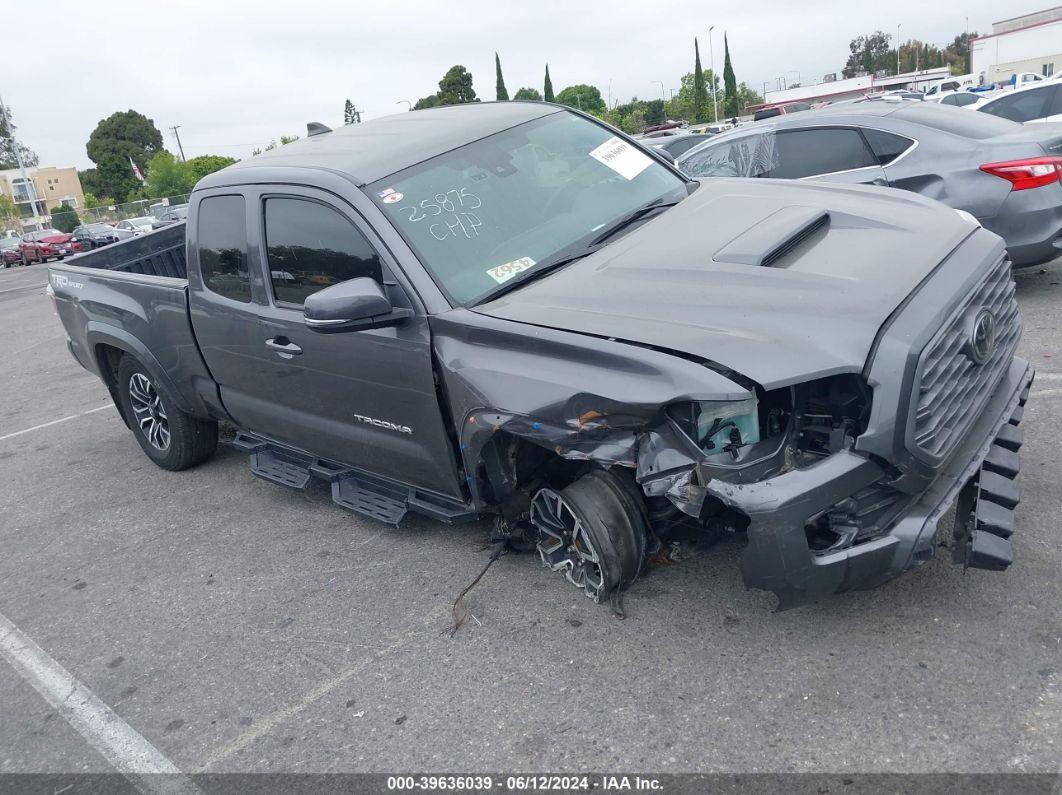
(476, 179, 977, 389)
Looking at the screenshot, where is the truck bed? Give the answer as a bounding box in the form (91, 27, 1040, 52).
(70, 223, 187, 279)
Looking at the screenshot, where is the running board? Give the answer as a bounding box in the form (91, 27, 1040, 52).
(232, 433, 477, 526)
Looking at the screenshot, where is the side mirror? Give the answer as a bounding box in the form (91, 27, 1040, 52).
(303, 277, 410, 332)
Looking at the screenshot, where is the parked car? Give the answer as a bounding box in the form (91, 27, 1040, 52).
(1, 236, 22, 267)
(637, 132, 715, 158)
(48, 103, 1031, 610)
(19, 229, 73, 264)
(152, 205, 188, 229)
(977, 81, 1062, 125)
(70, 223, 135, 250)
(925, 74, 980, 99)
(753, 102, 811, 121)
(678, 102, 1062, 267)
(934, 91, 983, 108)
(115, 216, 157, 236)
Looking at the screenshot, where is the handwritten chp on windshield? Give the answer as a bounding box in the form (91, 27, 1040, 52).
(589, 137, 652, 180)
(390, 186, 484, 242)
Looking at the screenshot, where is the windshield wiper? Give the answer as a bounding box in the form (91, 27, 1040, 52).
(588, 198, 681, 247)
(473, 248, 595, 306)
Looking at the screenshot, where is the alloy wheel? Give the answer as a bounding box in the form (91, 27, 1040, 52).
(531, 487, 606, 601)
(128, 372, 170, 451)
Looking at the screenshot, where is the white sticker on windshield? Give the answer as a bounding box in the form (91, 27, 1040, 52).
(486, 257, 536, 284)
(589, 136, 652, 180)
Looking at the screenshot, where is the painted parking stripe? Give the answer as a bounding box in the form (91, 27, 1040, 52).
(0, 404, 114, 443)
(0, 611, 199, 794)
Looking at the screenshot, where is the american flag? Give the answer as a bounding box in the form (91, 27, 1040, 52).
(129, 157, 144, 182)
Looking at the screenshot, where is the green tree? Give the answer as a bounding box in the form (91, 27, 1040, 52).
(733, 82, 764, 115)
(85, 110, 164, 201)
(82, 192, 108, 209)
(414, 94, 440, 110)
(544, 64, 555, 102)
(185, 155, 236, 183)
(49, 202, 80, 233)
(513, 87, 542, 101)
(437, 65, 478, 105)
(0, 103, 40, 169)
(0, 194, 18, 228)
(495, 53, 509, 100)
(78, 168, 103, 197)
(842, 31, 892, 78)
(722, 34, 738, 118)
(142, 151, 195, 199)
(693, 39, 710, 122)
(555, 84, 606, 115)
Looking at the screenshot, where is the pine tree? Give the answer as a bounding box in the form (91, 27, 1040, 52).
(495, 53, 509, 101)
(722, 34, 738, 119)
(344, 100, 354, 125)
(544, 64, 554, 102)
(692, 39, 709, 123)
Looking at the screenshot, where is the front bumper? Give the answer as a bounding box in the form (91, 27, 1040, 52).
(702, 356, 1033, 609)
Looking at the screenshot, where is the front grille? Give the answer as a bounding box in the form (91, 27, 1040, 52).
(912, 255, 1020, 460)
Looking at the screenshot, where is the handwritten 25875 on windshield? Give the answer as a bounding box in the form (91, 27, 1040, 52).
(398, 187, 483, 242)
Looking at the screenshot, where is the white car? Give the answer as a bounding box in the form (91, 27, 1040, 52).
(115, 216, 157, 236)
(977, 81, 1062, 124)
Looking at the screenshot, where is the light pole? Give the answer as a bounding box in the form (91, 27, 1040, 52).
(396, 100, 411, 111)
(896, 23, 902, 75)
(708, 25, 718, 121)
(0, 91, 43, 223)
(651, 79, 665, 106)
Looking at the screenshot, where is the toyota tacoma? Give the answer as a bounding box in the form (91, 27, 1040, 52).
(48, 102, 1034, 608)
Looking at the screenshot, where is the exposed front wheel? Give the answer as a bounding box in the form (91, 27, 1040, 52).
(531, 469, 648, 603)
(116, 355, 218, 471)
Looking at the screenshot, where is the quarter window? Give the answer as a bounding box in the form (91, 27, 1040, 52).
(764, 129, 876, 179)
(264, 198, 383, 306)
(198, 195, 250, 302)
(861, 128, 915, 165)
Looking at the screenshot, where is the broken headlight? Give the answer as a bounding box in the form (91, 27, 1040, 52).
(667, 398, 761, 460)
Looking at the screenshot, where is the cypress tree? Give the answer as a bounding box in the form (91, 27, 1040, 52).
(495, 53, 509, 101)
(722, 34, 737, 118)
(544, 64, 555, 102)
(693, 39, 709, 123)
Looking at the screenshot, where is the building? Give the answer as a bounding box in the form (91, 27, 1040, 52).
(756, 67, 953, 112)
(0, 165, 85, 228)
(971, 6, 1062, 84)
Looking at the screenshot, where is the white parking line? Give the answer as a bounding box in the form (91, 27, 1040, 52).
(1035, 372, 1062, 381)
(0, 611, 199, 794)
(1032, 388, 1062, 399)
(0, 404, 114, 443)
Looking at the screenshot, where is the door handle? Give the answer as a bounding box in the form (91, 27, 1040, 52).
(265, 337, 303, 356)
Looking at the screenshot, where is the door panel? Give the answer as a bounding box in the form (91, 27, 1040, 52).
(242, 188, 464, 499)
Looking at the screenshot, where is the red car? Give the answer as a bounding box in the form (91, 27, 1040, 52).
(19, 229, 75, 264)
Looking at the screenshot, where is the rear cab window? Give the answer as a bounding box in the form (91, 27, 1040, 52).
(198, 195, 251, 302)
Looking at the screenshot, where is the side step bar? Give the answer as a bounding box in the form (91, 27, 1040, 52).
(232, 432, 477, 526)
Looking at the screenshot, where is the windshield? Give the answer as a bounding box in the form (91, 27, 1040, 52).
(130, 217, 154, 227)
(368, 112, 687, 305)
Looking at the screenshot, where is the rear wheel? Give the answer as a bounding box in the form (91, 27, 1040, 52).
(116, 355, 218, 471)
(531, 469, 648, 602)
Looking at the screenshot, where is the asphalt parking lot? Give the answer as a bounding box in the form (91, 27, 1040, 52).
(0, 257, 1060, 782)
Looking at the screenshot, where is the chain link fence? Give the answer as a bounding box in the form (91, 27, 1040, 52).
(47, 194, 191, 232)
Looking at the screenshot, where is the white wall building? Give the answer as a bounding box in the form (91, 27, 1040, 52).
(759, 67, 952, 109)
(971, 6, 1062, 84)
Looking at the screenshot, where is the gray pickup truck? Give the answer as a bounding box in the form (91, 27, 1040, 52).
(49, 102, 1034, 609)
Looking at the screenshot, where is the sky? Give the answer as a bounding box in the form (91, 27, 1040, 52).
(5, 0, 1034, 171)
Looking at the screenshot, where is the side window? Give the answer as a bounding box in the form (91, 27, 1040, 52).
(862, 128, 915, 165)
(1048, 85, 1062, 116)
(680, 135, 761, 178)
(982, 87, 1052, 122)
(264, 197, 383, 306)
(198, 195, 250, 303)
(765, 129, 876, 179)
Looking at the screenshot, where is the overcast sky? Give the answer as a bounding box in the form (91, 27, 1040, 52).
(6, 0, 1033, 170)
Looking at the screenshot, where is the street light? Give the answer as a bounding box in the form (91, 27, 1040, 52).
(396, 100, 411, 111)
(651, 79, 665, 106)
(896, 23, 902, 75)
(708, 25, 719, 121)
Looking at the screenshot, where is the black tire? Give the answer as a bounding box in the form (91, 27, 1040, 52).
(531, 469, 649, 602)
(116, 355, 218, 471)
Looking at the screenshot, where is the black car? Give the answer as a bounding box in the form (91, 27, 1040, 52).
(637, 132, 716, 158)
(70, 223, 134, 250)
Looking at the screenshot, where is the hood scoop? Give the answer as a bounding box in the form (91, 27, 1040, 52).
(713, 205, 829, 268)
